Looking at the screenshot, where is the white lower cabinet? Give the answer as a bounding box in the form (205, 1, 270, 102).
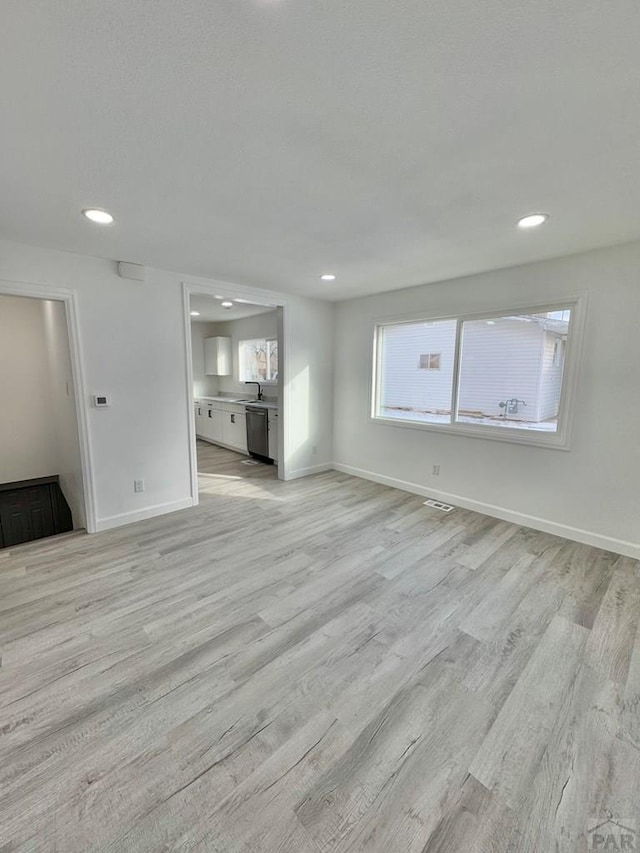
(201, 407, 223, 443)
(195, 400, 252, 454)
(222, 411, 247, 453)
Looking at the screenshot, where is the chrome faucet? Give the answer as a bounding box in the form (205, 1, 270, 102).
(245, 381, 263, 401)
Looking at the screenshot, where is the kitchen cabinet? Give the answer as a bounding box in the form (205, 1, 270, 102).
(268, 411, 279, 462)
(201, 407, 223, 442)
(194, 399, 252, 454)
(204, 337, 232, 376)
(222, 411, 247, 452)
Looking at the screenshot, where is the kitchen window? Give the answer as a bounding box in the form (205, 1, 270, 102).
(239, 338, 279, 382)
(372, 301, 582, 448)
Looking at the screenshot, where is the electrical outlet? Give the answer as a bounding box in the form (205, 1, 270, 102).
(432, 465, 440, 476)
(134, 479, 145, 493)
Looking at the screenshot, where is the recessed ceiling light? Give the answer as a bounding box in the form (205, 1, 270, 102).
(82, 208, 114, 225)
(320, 274, 336, 281)
(190, 311, 200, 316)
(517, 213, 549, 229)
(221, 301, 233, 308)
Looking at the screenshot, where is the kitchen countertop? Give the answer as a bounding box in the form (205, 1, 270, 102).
(245, 401, 278, 411)
(195, 396, 278, 411)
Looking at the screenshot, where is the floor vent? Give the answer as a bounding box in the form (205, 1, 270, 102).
(424, 499, 455, 513)
(241, 459, 260, 466)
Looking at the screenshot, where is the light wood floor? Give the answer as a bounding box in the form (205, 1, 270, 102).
(196, 439, 278, 487)
(1, 466, 639, 851)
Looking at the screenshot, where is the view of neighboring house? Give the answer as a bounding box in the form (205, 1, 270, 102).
(379, 311, 570, 430)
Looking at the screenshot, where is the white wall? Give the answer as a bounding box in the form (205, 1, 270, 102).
(190, 321, 219, 398)
(0, 295, 59, 482)
(333, 241, 640, 557)
(0, 238, 334, 529)
(0, 295, 85, 527)
(284, 297, 334, 478)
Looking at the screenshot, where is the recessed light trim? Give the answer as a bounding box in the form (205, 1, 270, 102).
(190, 311, 200, 316)
(320, 274, 336, 281)
(517, 213, 549, 229)
(221, 301, 233, 308)
(82, 208, 114, 225)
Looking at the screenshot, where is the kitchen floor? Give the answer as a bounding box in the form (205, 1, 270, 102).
(197, 439, 277, 491)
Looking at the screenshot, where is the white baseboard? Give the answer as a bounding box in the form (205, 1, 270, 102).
(95, 497, 195, 532)
(286, 462, 334, 480)
(331, 462, 640, 560)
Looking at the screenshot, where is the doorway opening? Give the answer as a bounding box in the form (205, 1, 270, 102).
(0, 293, 88, 547)
(186, 290, 284, 498)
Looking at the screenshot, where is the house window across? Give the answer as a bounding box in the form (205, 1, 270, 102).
(239, 338, 279, 382)
(372, 302, 580, 448)
(419, 353, 441, 370)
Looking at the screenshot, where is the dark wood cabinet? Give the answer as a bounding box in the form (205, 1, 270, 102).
(0, 476, 73, 548)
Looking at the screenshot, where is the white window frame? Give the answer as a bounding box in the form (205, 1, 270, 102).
(238, 337, 279, 384)
(370, 296, 587, 451)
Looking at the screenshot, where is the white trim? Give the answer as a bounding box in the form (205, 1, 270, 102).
(95, 497, 194, 532)
(0, 279, 98, 532)
(369, 294, 588, 451)
(331, 462, 640, 560)
(276, 305, 286, 480)
(285, 463, 334, 480)
(368, 415, 572, 450)
(182, 284, 200, 508)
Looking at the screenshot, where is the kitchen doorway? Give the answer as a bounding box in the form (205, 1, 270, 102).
(183, 287, 284, 501)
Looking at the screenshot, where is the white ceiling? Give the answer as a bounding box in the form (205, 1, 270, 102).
(190, 294, 275, 322)
(1, 1, 639, 301)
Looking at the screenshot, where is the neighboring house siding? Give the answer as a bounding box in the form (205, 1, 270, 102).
(457, 319, 543, 420)
(380, 320, 457, 412)
(537, 333, 565, 421)
(379, 316, 566, 425)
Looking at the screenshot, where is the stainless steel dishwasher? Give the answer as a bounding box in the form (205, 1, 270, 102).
(245, 406, 271, 461)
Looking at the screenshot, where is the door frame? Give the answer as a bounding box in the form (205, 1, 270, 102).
(0, 279, 97, 532)
(182, 280, 288, 506)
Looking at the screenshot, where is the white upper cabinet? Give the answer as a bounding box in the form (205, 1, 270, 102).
(204, 336, 232, 375)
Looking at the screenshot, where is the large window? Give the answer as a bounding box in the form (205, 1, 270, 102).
(239, 338, 279, 382)
(373, 303, 579, 447)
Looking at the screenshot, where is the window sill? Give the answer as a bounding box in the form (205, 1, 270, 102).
(370, 414, 571, 451)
